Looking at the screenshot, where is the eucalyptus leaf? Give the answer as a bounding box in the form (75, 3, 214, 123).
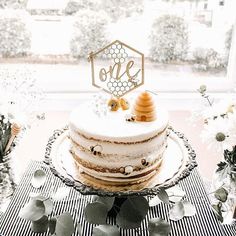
(183, 201, 196, 217)
(93, 225, 120, 236)
(31, 215, 48, 233)
(55, 212, 75, 236)
(149, 217, 171, 236)
(214, 187, 228, 203)
(19, 199, 45, 221)
(31, 169, 46, 188)
(44, 198, 53, 215)
(116, 196, 149, 229)
(84, 202, 108, 225)
(199, 85, 207, 93)
(212, 204, 223, 223)
(30, 195, 53, 215)
(169, 202, 185, 221)
(166, 186, 186, 203)
(2, 123, 11, 153)
(157, 188, 169, 204)
(216, 162, 227, 172)
(94, 196, 115, 211)
(216, 166, 229, 181)
(49, 217, 57, 234)
(149, 196, 162, 207)
(52, 187, 70, 201)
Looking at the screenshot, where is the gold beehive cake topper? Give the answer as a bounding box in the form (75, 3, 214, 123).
(133, 91, 156, 122)
(88, 40, 144, 98)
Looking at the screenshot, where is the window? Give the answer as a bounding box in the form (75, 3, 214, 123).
(0, 0, 236, 96)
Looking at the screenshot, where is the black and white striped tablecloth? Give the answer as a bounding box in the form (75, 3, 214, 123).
(0, 161, 235, 236)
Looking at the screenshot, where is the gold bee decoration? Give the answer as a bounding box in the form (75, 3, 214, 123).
(141, 155, 154, 166)
(108, 97, 130, 112)
(141, 159, 149, 166)
(125, 114, 136, 122)
(90, 145, 103, 156)
(119, 98, 129, 110)
(124, 165, 133, 175)
(108, 98, 120, 111)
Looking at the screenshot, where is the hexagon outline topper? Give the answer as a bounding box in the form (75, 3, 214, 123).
(88, 40, 144, 98)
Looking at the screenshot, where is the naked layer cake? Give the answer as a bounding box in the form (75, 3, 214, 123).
(69, 92, 169, 191)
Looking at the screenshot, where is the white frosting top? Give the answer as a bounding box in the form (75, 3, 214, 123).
(69, 102, 169, 143)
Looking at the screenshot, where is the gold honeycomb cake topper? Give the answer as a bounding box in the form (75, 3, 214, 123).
(88, 40, 144, 98)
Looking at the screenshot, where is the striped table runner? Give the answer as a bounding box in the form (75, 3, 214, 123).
(0, 161, 235, 236)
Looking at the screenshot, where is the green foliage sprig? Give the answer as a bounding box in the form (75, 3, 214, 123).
(85, 187, 196, 235)
(0, 114, 12, 162)
(212, 147, 236, 222)
(19, 195, 75, 236)
(211, 187, 229, 223)
(19, 171, 197, 235)
(217, 146, 236, 180)
(198, 85, 236, 222)
(198, 85, 214, 107)
(19, 169, 74, 236)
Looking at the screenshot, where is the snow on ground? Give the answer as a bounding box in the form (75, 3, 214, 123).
(0, 0, 230, 94)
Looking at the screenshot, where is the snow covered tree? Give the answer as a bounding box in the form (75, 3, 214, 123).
(70, 9, 110, 58)
(0, 10, 31, 57)
(0, 0, 26, 9)
(65, 0, 143, 20)
(192, 47, 224, 71)
(149, 15, 188, 63)
(64, 0, 99, 15)
(102, 0, 143, 22)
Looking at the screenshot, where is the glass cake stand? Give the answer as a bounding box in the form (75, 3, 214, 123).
(44, 126, 197, 197)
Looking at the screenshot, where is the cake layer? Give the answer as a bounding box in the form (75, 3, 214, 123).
(75, 163, 163, 191)
(77, 161, 162, 185)
(69, 103, 169, 143)
(70, 141, 166, 170)
(68, 99, 169, 188)
(74, 155, 163, 182)
(69, 128, 168, 157)
(69, 103, 169, 157)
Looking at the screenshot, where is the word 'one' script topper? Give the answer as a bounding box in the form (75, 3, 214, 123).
(88, 40, 144, 98)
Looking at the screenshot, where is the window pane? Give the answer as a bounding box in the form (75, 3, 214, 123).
(0, 0, 235, 92)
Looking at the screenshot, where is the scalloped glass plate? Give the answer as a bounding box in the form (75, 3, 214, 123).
(45, 127, 197, 197)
